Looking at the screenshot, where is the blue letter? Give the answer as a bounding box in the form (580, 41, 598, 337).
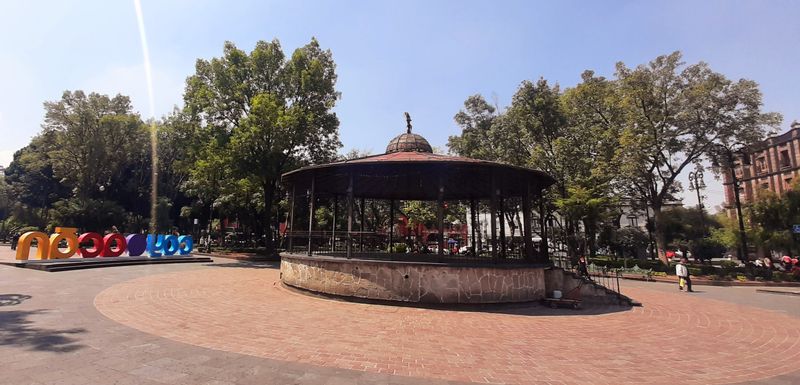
(162, 235, 180, 256)
(177, 235, 193, 255)
(147, 234, 165, 257)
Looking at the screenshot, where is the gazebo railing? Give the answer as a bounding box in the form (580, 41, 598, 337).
(283, 230, 542, 264)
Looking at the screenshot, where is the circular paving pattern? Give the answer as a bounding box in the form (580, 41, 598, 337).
(94, 267, 800, 384)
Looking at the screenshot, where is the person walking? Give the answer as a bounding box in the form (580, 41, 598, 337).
(10, 232, 20, 250)
(577, 256, 591, 280)
(676, 257, 693, 292)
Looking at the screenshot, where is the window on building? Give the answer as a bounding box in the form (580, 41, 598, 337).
(761, 183, 769, 190)
(627, 216, 638, 228)
(742, 154, 751, 165)
(780, 150, 791, 169)
(757, 157, 767, 174)
(786, 178, 794, 189)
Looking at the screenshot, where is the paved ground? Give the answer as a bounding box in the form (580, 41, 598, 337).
(2, 247, 800, 385)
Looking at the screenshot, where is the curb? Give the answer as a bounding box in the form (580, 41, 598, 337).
(193, 252, 280, 262)
(619, 275, 800, 287)
(755, 289, 800, 296)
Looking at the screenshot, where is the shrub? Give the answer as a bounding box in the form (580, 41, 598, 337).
(736, 274, 748, 282)
(391, 243, 407, 253)
(689, 238, 726, 262)
(699, 265, 717, 276)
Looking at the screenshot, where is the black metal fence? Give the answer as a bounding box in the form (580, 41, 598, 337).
(283, 231, 542, 264)
(564, 263, 622, 296)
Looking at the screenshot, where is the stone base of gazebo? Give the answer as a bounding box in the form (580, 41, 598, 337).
(280, 253, 547, 304)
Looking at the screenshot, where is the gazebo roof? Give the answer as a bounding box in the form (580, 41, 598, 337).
(282, 119, 555, 200)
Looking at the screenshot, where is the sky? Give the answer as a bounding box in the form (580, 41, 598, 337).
(1, 0, 799, 213)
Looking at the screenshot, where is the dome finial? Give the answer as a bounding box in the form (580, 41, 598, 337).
(404, 112, 412, 134)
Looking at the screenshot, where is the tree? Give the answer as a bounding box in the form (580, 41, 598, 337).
(42, 91, 148, 201)
(614, 51, 781, 264)
(604, 227, 650, 259)
(4, 133, 70, 228)
(447, 95, 502, 161)
(183, 38, 341, 255)
(747, 184, 800, 256)
(447, 76, 621, 260)
(400, 200, 437, 249)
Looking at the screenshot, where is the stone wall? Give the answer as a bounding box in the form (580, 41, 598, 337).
(280, 254, 546, 304)
(543, 267, 632, 305)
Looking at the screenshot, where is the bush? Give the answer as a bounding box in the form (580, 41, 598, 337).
(589, 257, 672, 272)
(688, 267, 703, 276)
(736, 274, 748, 282)
(391, 243, 407, 253)
(689, 238, 726, 262)
(699, 265, 717, 276)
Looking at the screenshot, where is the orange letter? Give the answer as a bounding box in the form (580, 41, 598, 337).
(48, 227, 79, 259)
(15, 232, 50, 260)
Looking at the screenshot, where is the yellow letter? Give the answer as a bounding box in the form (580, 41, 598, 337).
(16, 232, 50, 260)
(48, 227, 79, 259)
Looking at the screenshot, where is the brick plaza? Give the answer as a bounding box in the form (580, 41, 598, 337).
(1, 249, 799, 385)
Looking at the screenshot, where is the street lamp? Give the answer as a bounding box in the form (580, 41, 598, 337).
(688, 170, 707, 235)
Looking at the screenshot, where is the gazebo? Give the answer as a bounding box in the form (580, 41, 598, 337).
(279, 115, 557, 304)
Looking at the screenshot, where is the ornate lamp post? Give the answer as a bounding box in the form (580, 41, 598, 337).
(688, 170, 707, 236)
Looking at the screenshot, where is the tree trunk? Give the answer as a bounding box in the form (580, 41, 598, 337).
(584, 218, 597, 259)
(262, 182, 276, 256)
(566, 216, 579, 262)
(651, 205, 669, 265)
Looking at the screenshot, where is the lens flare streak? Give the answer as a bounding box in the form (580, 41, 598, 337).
(133, 0, 158, 232)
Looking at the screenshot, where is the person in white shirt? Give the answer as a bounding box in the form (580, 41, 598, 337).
(676, 257, 693, 292)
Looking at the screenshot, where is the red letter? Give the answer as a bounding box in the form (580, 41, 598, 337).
(78, 233, 104, 258)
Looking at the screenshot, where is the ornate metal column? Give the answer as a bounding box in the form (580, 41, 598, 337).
(307, 174, 315, 256)
(346, 173, 354, 258)
(522, 183, 534, 261)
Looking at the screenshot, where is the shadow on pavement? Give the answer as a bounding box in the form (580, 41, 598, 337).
(0, 294, 32, 307)
(0, 309, 86, 352)
(283, 283, 634, 317)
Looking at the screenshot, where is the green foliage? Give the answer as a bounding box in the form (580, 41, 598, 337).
(401, 201, 437, 230)
(590, 257, 669, 272)
(613, 52, 780, 264)
(50, 198, 127, 232)
(608, 227, 650, 258)
(391, 243, 407, 253)
(448, 74, 621, 259)
(747, 184, 800, 255)
(182, 38, 341, 254)
(4, 91, 202, 233)
(709, 213, 741, 250)
(689, 238, 726, 261)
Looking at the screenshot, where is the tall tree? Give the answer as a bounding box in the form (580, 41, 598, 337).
(42, 91, 147, 200)
(4, 133, 69, 227)
(183, 38, 340, 255)
(614, 51, 781, 264)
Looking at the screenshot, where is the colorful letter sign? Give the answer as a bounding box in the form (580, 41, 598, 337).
(15, 228, 194, 261)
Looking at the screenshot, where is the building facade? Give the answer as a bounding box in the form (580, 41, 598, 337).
(723, 121, 800, 217)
